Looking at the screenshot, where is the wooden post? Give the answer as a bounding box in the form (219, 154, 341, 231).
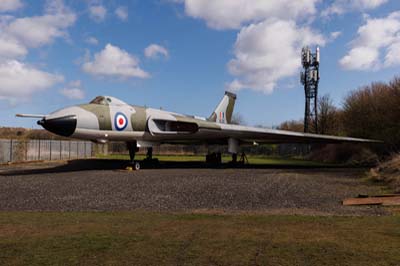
(38, 139, 41, 160)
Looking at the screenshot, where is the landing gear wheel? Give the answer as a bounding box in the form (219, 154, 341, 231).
(134, 161, 141, 171)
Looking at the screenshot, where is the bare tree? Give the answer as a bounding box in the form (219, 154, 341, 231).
(317, 94, 340, 135)
(278, 120, 304, 132)
(342, 80, 400, 149)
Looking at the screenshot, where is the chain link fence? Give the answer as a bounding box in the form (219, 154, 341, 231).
(0, 139, 93, 164)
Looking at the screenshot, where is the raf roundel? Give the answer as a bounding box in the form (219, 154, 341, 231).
(114, 112, 128, 131)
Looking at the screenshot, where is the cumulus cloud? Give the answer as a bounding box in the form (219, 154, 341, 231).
(340, 11, 400, 70)
(89, 5, 107, 22)
(85, 36, 98, 45)
(182, 0, 319, 30)
(0, 36, 27, 58)
(144, 44, 169, 59)
(0, 1, 73, 103)
(60, 80, 85, 100)
(0, 60, 63, 102)
(322, 0, 388, 16)
(228, 20, 325, 93)
(82, 43, 150, 79)
(0, 0, 23, 12)
(115, 6, 128, 21)
(6, 11, 76, 48)
(0, 0, 76, 59)
(175, 0, 326, 93)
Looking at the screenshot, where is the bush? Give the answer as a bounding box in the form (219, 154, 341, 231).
(308, 144, 378, 165)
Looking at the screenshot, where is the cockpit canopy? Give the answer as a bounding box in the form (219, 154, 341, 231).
(89, 96, 128, 106)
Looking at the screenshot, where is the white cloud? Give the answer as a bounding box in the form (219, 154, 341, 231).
(6, 13, 76, 48)
(340, 11, 400, 70)
(385, 42, 400, 67)
(182, 0, 319, 30)
(89, 5, 107, 22)
(330, 31, 342, 40)
(227, 19, 325, 93)
(144, 44, 169, 59)
(82, 43, 150, 79)
(323, 0, 388, 16)
(60, 80, 85, 100)
(0, 0, 23, 12)
(175, 0, 326, 94)
(0, 0, 76, 58)
(0, 60, 63, 102)
(115, 6, 128, 21)
(0, 36, 27, 58)
(85, 36, 98, 45)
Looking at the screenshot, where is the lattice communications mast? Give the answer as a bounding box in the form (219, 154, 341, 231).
(300, 46, 320, 133)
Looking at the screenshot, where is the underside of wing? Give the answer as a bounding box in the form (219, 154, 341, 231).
(146, 115, 379, 145)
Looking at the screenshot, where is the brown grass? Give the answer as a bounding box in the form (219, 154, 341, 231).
(0, 212, 400, 265)
(370, 154, 400, 193)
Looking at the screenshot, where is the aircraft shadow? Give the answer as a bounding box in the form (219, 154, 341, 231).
(0, 158, 370, 176)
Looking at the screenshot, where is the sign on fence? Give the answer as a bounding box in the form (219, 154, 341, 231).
(0, 139, 93, 164)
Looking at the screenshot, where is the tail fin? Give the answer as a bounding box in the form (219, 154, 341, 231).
(208, 91, 236, 124)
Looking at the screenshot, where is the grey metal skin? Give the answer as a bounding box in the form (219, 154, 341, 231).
(18, 92, 380, 160)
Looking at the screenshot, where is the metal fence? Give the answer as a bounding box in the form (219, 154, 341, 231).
(0, 139, 93, 164)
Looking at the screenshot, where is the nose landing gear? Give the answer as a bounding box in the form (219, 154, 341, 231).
(127, 141, 140, 170)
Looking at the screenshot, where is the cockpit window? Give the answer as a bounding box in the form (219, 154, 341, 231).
(89, 96, 127, 106)
(90, 96, 108, 105)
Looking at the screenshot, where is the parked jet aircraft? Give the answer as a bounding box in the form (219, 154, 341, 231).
(17, 92, 378, 169)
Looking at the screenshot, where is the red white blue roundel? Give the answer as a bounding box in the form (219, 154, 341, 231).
(114, 112, 128, 131)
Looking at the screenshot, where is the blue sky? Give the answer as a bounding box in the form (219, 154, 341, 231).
(1, 0, 400, 128)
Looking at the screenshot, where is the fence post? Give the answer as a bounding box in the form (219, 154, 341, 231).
(84, 142, 87, 158)
(38, 139, 41, 160)
(69, 141, 71, 159)
(76, 141, 78, 158)
(60, 140, 62, 160)
(9, 139, 13, 162)
(50, 140, 52, 161)
(25, 140, 28, 161)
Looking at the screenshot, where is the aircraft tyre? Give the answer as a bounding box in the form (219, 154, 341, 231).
(134, 161, 141, 170)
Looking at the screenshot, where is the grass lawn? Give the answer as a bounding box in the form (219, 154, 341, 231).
(1, 212, 399, 265)
(96, 154, 334, 167)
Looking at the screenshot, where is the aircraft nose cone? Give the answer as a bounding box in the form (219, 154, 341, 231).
(37, 115, 77, 137)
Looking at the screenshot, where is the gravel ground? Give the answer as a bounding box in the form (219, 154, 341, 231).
(0, 160, 387, 215)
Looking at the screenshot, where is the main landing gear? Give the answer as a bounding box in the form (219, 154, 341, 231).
(206, 152, 222, 164)
(143, 147, 159, 166)
(127, 142, 140, 170)
(230, 152, 248, 166)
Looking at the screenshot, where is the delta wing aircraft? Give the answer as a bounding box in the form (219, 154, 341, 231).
(17, 92, 378, 169)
